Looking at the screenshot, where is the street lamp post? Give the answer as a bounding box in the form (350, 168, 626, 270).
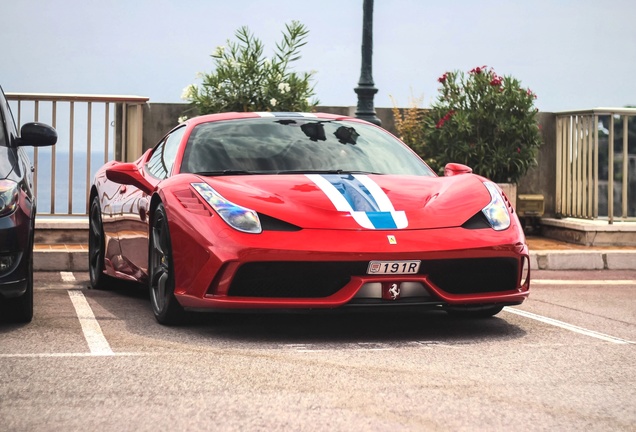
(354, 0, 381, 126)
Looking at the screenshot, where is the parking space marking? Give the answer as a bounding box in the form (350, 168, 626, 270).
(68, 290, 114, 355)
(533, 279, 636, 286)
(0, 352, 146, 358)
(60, 272, 76, 282)
(503, 307, 634, 344)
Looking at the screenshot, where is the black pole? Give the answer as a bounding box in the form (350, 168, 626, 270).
(354, 0, 381, 126)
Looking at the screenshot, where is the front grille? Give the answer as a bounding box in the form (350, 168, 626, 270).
(424, 258, 518, 294)
(227, 258, 519, 298)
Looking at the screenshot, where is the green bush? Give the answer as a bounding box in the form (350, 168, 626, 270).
(181, 21, 318, 116)
(421, 66, 542, 183)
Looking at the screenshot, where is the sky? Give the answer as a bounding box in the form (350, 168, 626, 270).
(2, 0, 635, 112)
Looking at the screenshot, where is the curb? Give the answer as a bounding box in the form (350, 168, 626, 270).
(530, 250, 635, 271)
(35, 250, 88, 272)
(34, 249, 635, 272)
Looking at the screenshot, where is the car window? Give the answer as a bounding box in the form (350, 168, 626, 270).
(0, 89, 10, 147)
(180, 118, 435, 176)
(146, 126, 186, 179)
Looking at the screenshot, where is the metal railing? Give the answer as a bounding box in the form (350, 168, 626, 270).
(6, 93, 148, 217)
(556, 108, 636, 223)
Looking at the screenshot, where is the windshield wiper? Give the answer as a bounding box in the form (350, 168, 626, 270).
(194, 170, 254, 176)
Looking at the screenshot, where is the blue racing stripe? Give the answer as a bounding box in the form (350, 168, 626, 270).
(366, 212, 398, 229)
(322, 174, 380, 212)
(321, 174, 400, 229)
(308, 174, 408, 230)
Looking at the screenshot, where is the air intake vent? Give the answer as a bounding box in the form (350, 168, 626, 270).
(500, 189, 515, 214)
(462, 211, 491, 229)
(173, 189, 211, 216)
(258, 213, 302, 231)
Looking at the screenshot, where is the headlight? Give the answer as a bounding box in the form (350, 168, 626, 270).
(191, 183, 262, 234)
(482, 182, 510, 231)
(0, 180, 19, 217)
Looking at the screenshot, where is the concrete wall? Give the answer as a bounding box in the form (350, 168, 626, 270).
(142, 103, 557, 216)
(518, 112, 557, 216)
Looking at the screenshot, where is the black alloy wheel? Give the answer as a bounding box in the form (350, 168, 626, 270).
(148, 203, 184, 325)
(88, 195, 111, 290)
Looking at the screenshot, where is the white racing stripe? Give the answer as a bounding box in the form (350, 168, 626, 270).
(68, 290, 114, 355)
(503, 307, 634, 344)
(306, 174, 375, 229)
(353, 174, 396, 211)
(533, 279, 636, 286)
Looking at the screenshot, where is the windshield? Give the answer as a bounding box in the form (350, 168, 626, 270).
(180, 118, 435, 176)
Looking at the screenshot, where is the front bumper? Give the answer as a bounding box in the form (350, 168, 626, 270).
(0, 201, 32, 299)
(168, 213, 530, 310)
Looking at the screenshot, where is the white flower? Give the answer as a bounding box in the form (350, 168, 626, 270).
(213, 45, 225, 56)
(270, 98, 277, 107)
(181, 84, 196, 101)
(178, 116, 188, 124)
(278, 82, 290, 94)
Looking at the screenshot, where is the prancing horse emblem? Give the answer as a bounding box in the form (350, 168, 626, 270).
(388, 283, 400, 300)
(387, 235, 397, 244)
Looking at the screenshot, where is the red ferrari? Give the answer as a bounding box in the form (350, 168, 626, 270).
(89, 112, 529, 324)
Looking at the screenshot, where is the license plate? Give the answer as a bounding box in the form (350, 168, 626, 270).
(367, 260, 421, 275)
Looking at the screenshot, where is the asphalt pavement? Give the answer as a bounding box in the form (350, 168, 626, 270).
(2, 270, 635, 431)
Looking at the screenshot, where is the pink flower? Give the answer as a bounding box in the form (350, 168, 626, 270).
(438, 73, 448, 84)
(470, 65, 487, 74)
(436, 110, 456, 129)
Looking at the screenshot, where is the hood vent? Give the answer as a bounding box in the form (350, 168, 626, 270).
(173, 189, 211, 216)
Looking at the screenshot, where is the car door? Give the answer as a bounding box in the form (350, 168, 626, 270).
(116, 126, 186, 278)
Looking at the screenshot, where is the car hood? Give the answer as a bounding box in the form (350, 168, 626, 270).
(196, 173, 492, 230)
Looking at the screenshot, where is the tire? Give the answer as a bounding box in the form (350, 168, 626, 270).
(445, 305, 504, 319)
(10, 243, 34, 323)
(88, 195, 112, 290)
(148, 203, 184, 325)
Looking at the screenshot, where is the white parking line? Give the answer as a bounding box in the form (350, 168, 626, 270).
(533, 279, 636, 285)
(60, 272, 76, 282)
(0, 352, 145, 358)
(503, 307, 634, 344)
(67, 290, 114, 355)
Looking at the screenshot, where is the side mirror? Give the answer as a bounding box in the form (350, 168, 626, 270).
(444, 163, 473, 176)
(19, 122, 57, 147)
(106, 162, 154, 195)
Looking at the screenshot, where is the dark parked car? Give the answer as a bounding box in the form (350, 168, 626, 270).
(0, 86, 57, 322)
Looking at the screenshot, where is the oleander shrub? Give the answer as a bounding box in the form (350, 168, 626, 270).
(421, 66, 543, 183)
(181, 21, 318, 118)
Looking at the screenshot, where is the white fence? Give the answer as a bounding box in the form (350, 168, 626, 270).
(6, 93, 148, 216)
(556, 108, 636, 223)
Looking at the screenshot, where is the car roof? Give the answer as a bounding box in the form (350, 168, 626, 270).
(185, 112, 369, 127)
